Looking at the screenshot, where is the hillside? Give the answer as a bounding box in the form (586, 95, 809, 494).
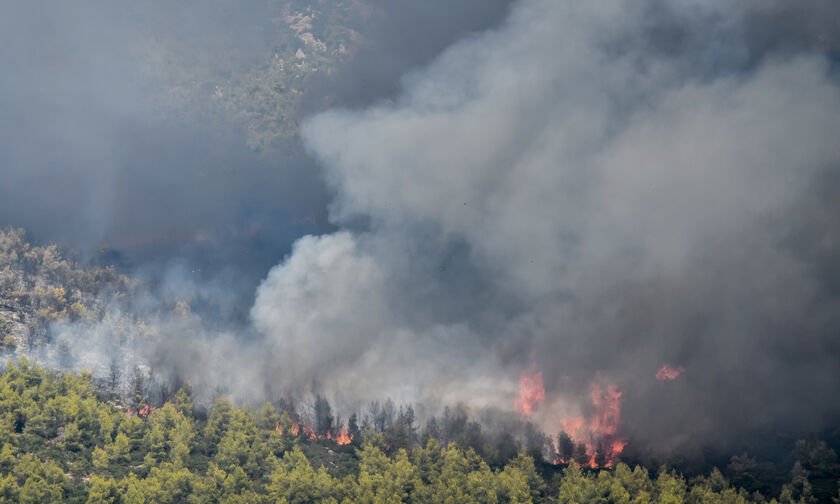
(2, 1, 840, 502)
(0, 228, 130, 354)
(141, 0, 373, 151)
(0, 359, 826, 504)
(2, 232, 839, 503)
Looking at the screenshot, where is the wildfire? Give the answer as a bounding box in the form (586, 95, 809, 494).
(301, 424, 316, 439)
(515, 365, 545, 416)
(656, 364, 685, 381)
(590, 383, 621, 437)
(554, 380, 627, 469)
(327, 427, 353, 445)
(279, 421, 351, 445)
(126, 404, 156, 419)
(286, 422, 316, 439)
(512, 364, 627, 469)
(283, 422, 304, 437)
(561, 416, 586, 441)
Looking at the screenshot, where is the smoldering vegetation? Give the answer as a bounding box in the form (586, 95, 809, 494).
(1, 0, 839, 480)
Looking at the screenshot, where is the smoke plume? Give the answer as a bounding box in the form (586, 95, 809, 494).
(259, 0, 840, 455)
(3, 0, 840, 458)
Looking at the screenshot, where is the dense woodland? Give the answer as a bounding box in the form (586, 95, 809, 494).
(4, 0, 840, 501)
(0, 359, 836, 503)
(2, 228, 840, 503)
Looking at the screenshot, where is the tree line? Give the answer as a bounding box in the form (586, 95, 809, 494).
(0, 358, 837, 503)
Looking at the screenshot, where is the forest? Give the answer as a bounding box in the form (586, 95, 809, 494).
(0, 359, 837, 504)
(2, 229, 840, 503)
(3, 1, 840, 502)
(0, 228, 132, 351)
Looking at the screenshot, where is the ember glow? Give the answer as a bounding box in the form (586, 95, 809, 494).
(656, 364, 685, 381)
(515, 365, 545, 416)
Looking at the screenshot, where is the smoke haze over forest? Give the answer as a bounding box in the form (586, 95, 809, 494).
(2, 0, 840, 461)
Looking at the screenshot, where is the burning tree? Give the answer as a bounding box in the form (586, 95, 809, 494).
(514, 364, 628, 468)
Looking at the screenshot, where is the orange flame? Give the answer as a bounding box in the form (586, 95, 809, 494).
(656, 364, 684, 381)
(126, 404, 156, 419)
(556, 380, 627, 469)
(287, 422, 317, 439)
(515, 365, 545, 416)
(327, 427, 353, 445)
(281, 420, 352, 444)
(561, 416, 586, 440)
(301, 424, 316, 440)
(513, 365, 627, 469)
(590, 383, 621, 437)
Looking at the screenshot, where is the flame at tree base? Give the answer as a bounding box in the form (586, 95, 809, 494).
(513, 363, 627, 469)
(126, 404, 156, 419)
(555, 380, 627, 469)
(276, 422, 352, 445)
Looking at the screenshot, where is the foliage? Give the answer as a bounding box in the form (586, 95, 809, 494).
(0, 359, 833, 503)
(0, 227, 131, 352)
(139, 0, 372, 151)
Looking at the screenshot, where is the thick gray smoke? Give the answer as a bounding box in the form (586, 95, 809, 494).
(1, 0, 515, 402)
(5, 0, 840, 457)
(0, 0, 513, 301)
(250, 0, 840, 454)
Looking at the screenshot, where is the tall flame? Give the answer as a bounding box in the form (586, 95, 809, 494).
(656, 364, 684, 381)
(590, 383, 621, 437)
(515, 365, 545, 416)
(328, 427, 353, 445)
(555, 380, 627, 469)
